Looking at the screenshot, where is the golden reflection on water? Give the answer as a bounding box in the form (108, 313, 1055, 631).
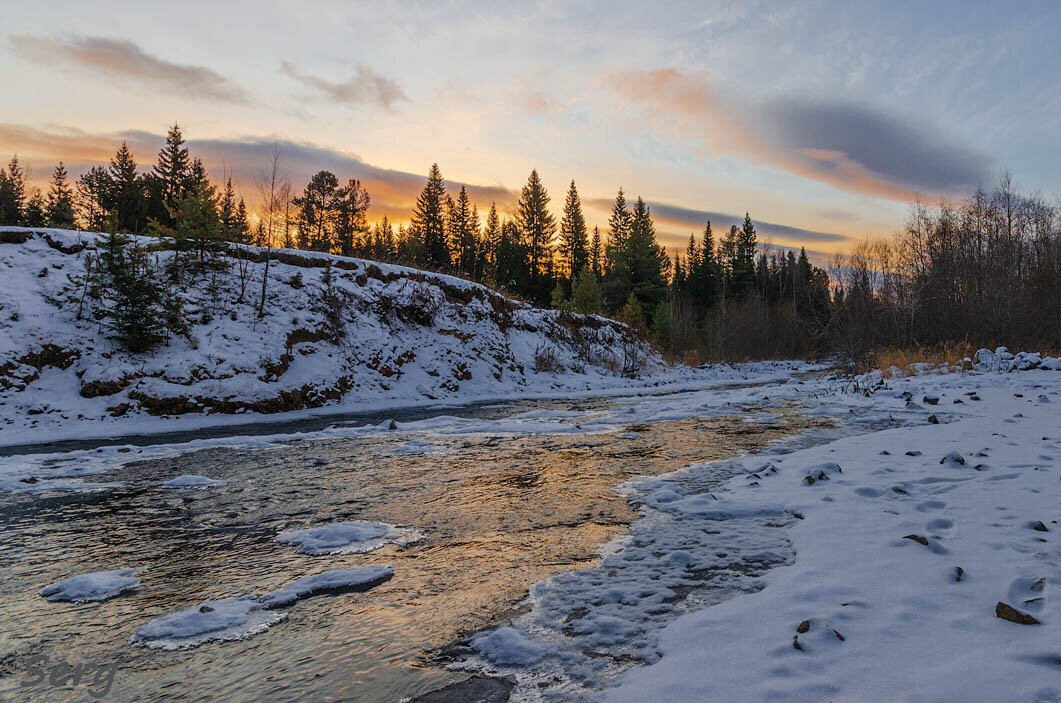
(0, 407, 828, 703)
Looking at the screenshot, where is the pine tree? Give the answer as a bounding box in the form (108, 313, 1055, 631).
(76, 166, 113, 231)
(514, 169, 556, 281)
(109, 141, 145, 233)
(558, 180, 589, 285)
(335, 179, 371, 257)
(0, 155, 27, 225)
(23, 190, 46, 227)
(46, 162, 76, 228)
(294, 170, 343, 252)
(410, 163, 450, 270)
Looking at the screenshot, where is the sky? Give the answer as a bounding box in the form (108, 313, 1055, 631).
(2, 0, 1060, 260)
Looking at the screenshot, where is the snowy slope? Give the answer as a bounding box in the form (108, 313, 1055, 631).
(0, 227, 667, 444)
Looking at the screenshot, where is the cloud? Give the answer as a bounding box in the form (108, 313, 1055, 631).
(8, 35, 249, 103)
(0, 124, 512, 216)
(586, 197, 851, 248)
(609, 69, 994, 201)
(281, 62, 408, 110)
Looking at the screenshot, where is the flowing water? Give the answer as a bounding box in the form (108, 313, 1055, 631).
(0, 396, 826, 703)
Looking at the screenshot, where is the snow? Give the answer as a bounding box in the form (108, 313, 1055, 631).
(275, 521, 419, 555)
(473, 627, 548, 666)
(448, 367, 1061, 702)
(160, 474, 224, 488)
(260, 566, 395, 607)
(132, 567, 393, 649)
(0, 227, 687, 447)
(39, 568, 141, 603)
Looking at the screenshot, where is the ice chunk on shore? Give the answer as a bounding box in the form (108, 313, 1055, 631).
(130, 596, 285, 650)
(473, 627, 547, 666)
(261, 566, 394, 608)
(276, 521, 419, 555)
(160, 474, 224, 488)
(40, 569, 141, 603)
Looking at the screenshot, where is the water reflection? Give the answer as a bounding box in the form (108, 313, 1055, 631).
(0, 405, 824, 703)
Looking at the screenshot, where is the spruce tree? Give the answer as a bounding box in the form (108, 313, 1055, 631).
(558, 180, 589, 285)
(482, 203, 501, 279)
(99, 227, 168, 352)
(109, 141, 145, 233)
(448, 185, 476, 275)
(730, 212, 757, 297)
(150, 124, 191, 226)
(46, 162, 76, 228)
(77, 166, 113, 231)
(23, 190, 46, 227)
(626, 196, 669, 322)
(514, 169, 556, 283)
(571, 268, 603, 315)
(589, 226, 603, 279)
(0, 155, 26, 225)
(410, 163, 450, 270)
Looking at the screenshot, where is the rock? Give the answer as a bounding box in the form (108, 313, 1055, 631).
(892, 487, 908, 495)
(1032, 521, 1049, 532)
(953, 399, 964, 404)
(996, 602, 1040, 625)
(906, 450, 922, 456)
(19, 476, 38, 484)
(803, 475, 815, 485)
(792, 636, 804, 651)
(793, 512, 804, 520)
(970, 395, 981, 401)
(955, 566, 964, 582)
(928, 415, 940, 424)
(313, 457, 330, 466)
(903, 534, 929, 546)
(923, 395, 940, 405)
(199, 605, 215, 613)
(1015, 393, 1024, 398)
(388, 419, 398, 430)
(797, 620, 810, 633)
(940, 451, 966, 465)
(880, 450, 891, 455)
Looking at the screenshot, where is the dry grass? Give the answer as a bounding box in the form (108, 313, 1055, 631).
(863, 341, 979, 376)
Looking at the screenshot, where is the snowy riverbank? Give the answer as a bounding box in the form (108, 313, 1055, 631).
(455, 365, 1061, 702)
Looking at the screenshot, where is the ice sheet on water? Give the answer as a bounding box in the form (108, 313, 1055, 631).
(261, 566, 394, 608)
(275, 521, 420, 555)
(160, 474, 224, 488)
(40, 569, 142, 603)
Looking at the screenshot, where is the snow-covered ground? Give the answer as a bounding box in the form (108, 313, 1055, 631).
(454, 361, 1061, 702)
(0, 226, 694, 446)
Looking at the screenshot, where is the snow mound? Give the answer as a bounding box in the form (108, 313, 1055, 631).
(275, 521, 420, 555)
(472, 627, 548, 666)
(261, 566, 394, 608)
(40, 569, 141, 603)
(160, 474, 225, 488)
(130, 596, 285, 650)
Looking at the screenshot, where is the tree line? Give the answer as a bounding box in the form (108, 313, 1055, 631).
(32, 122, 1054, 366)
